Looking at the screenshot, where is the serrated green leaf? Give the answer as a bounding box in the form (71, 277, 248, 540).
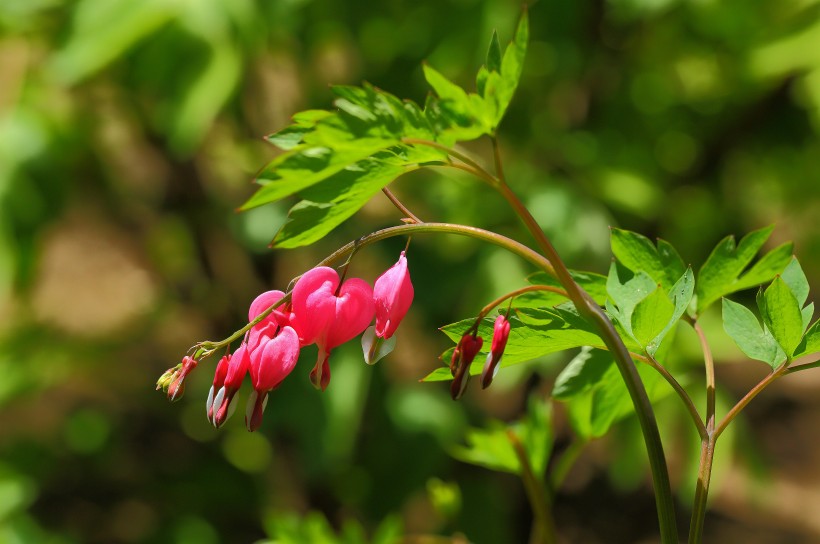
(696, 226, 789, 313)
(243, 142, 395, 210)
(486, 30, 502, 72)
(794, 320, 820, 358)
(553, 347, 613, 400)
(733, 242, 794, 291)
(490, 10, 528, 127)
(632, 285, 675, 351)
(722, 298, 785, 368)
(762, 276, 804, 357)
(518, 270, 607, 307)
(272, 159, 412, 248)
(610, 228, 686, 290)
(266, 125, 312, 150)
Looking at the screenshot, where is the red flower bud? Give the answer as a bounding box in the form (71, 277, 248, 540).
(481, 315, 510, 389)
(450, 333, 483, 400)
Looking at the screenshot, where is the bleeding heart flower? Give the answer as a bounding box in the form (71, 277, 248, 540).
(481, 314, 511, 389)
(245, 325, 300, 431)
(207, 344, 250, 428)
(374, 251, 413, 339)
(291, 266, 375, 391)
(248, 290, 291, 330)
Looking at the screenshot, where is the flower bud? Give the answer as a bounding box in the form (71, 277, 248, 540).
(167, 356, 197, 402)
(481, 315, 510, 389)
(450, 333, 483, 400)
(373, 251, 414, 340)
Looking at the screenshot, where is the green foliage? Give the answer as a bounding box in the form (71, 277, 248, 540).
(240, 12, 529, 247)
(518, 270, 608, 307)
(723, 257, 816, 365)
(610, 228, 686, 291)
(451, 397, 551, 477)
(696, 226, 793, 314)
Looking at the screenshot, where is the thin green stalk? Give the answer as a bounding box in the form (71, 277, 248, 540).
(687, 434, 716, 544)
(507, 429, 557, 544)
(715, 362, 788, 439)
(486, 136, 678, 543)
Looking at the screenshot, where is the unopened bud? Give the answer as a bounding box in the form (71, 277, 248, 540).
(450, 333, 483, 400)
(481, 315, 510, 389)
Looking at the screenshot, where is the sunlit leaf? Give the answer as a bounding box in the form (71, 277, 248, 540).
(762, 276, 804, 357)
(722, 298, 785, 368)
(610, 228, 686, 291)
(696, 226, 792, 313)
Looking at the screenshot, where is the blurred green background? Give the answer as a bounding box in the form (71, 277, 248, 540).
(1, 0, 819, 542)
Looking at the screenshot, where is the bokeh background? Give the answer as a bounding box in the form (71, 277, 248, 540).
(2, 0, 820, 542)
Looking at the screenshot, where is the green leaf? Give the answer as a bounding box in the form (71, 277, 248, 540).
(552, 347, 613, 400)
(762, 276, 804, 357)
(491, 10, 528, 127)
(632, 285, 675, 352)
(732, 242, 794, 292)
(423, 65, 492, 142)
(647, 268, 695, 355)
(272, 159, 412, 248)
(606, 263, 657, 337)
(697, 226, 792, 313)
(722, 298, 785, 368)
(802, 303, 814, 333)
(519, 270, 608, 307)
(424, 307, 603, 382)
(610, 228, 686, 290)
(486, 30, 502, 72)
(780, 257, 810, 308)
(243, 142, 395, 210)
(794, 320, 820, 358)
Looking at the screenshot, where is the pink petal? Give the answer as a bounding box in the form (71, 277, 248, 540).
(374, 251, 414, 339)
(326, 278, 375, 350)
(250, 326, 300, 391)
(291, 267, 338, 345)
(224, 344, 250, 389)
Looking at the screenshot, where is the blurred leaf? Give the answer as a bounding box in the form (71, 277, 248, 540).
(696, 226, 792, 313)
(722, 298, 785, 368)
(761, 276, 804, 357)
(610, 228, 686, 291)
(451, 398, 552, 477)
(486, 30, 502, 73)
(552, 347, 613, 400)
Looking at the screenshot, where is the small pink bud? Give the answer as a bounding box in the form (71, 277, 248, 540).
(481, 315, 510, 389)
(373, 251, 414, 340)
(450, 334, 483, 400)
(211, 345, 250, 428)
(167, 356, 198, 402)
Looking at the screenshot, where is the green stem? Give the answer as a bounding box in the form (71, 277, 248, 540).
(507, 429, 557, 544)
(382, 187, 423, 223)
(687, 434, 716, 544)
(485, 137, 678, 543)
(474, 284, 568, 325)
(715, 362, 788, 439)
(635, 353, 707, 440)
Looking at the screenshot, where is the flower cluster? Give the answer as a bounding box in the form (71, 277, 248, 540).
(160, 252, 414, 432)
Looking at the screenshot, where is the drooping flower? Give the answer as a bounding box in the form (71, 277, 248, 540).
(248, 290, 291, 331)
(245, 325, 300, 431)
(374, 251, 413, 339)
(481, 314, 511, 389)
(450, 333, 483, 400)
(207, 344, 250, 428)
(362, 251, 414, 365)
(290, 266, 375, 391)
